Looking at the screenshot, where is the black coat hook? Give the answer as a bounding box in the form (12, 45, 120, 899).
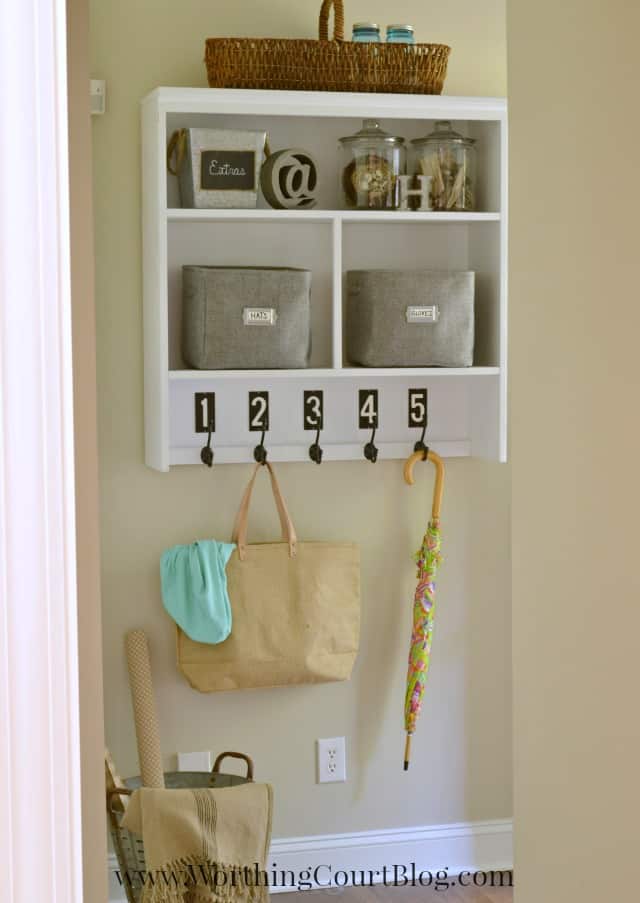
(414, 422, 428, 457)
(253, 429, 268, 465)
(364, 427, 378, 463)
(309, 428, 323, 464)
(200, 417, 214, 468)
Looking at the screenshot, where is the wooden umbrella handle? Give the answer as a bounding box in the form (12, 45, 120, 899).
(403, 449, 445, 520)
(319, 0, 345, 41)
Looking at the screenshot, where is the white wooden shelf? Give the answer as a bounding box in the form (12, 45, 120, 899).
(169, 367, 501, 380)
(142, 88, 508, 470)
(167, 209, 501, 224)
(170, 440, 474, 467)
(148, 86, 506, 119)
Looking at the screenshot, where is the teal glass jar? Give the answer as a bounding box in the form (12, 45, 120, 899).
(352, 22, 381, 43)
(386, 24, 415, 44)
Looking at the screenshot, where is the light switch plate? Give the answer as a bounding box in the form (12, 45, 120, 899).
(177, 750, 212, 772)
(90, 79, 106, 115)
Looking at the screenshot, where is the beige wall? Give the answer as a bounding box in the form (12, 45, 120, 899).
(509, 1, 640, 898)
(68, 0, 107, 899)
(91, 0, 511, 838)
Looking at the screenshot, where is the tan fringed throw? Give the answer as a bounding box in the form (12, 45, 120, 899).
(122, 783, 273, 902)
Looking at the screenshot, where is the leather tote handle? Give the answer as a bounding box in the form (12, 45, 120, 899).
(232, 463, 297, 560)
(232, 463, 290, 548)
(319, 0, 345, 41)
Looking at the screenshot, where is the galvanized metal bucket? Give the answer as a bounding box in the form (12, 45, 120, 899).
(107, 752, 254, 903)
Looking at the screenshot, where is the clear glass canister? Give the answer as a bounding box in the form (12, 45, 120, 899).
(339, 119, 406, 210)
(411, 121, 477, 211)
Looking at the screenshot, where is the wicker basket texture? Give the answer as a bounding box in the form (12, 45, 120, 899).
(205, 0, 450, 95)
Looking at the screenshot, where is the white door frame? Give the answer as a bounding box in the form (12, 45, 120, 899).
(0, 0, 84, 900)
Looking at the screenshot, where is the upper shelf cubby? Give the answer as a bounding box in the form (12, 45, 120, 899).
(163, 111, 502, 215)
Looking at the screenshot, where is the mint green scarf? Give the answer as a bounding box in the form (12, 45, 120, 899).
(160, 540, 236, 644)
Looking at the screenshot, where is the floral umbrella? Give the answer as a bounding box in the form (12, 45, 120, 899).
(404, 520, 443, 769)
(402, 448, 445, 770)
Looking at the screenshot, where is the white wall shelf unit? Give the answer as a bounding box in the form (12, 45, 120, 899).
(142, 88, 508, 471)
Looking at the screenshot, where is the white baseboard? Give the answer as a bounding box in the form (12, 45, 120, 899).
(108, 818, 513, 901)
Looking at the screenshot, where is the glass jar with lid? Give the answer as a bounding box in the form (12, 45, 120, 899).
(386, 24, 415, 44)
(352, 22, 381, 42)
(339, 119, 406, 210)
(411, 121, 477, 211)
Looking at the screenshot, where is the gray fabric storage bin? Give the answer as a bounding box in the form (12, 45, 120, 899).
(182, 266, 311, 369)
(346, 269, 475, 367)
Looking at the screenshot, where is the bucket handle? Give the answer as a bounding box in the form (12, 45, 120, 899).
(107, 786, 133, 814)
(212, 752, 254, 781)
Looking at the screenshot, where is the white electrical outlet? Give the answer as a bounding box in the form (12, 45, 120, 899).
(177, 750, 212, 772)
(317, 737, 346, 783)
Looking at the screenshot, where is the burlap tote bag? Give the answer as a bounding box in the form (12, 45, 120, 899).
(177, 462, 360, 692)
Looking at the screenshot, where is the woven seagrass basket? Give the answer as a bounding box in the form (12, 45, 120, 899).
(205, 0, 450, 95)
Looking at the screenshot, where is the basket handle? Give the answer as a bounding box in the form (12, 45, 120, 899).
(319, 0, 344, 41)
(212, 752, 254, 781)
(107, 786, 133, 814)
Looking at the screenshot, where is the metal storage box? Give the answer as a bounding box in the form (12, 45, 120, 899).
(182, 266, 312, 370)
(346, 269, 475, 367)
(169, 127, 266, 209)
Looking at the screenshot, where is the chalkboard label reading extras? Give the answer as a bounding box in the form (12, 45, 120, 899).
(200, 150, 256, 191)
